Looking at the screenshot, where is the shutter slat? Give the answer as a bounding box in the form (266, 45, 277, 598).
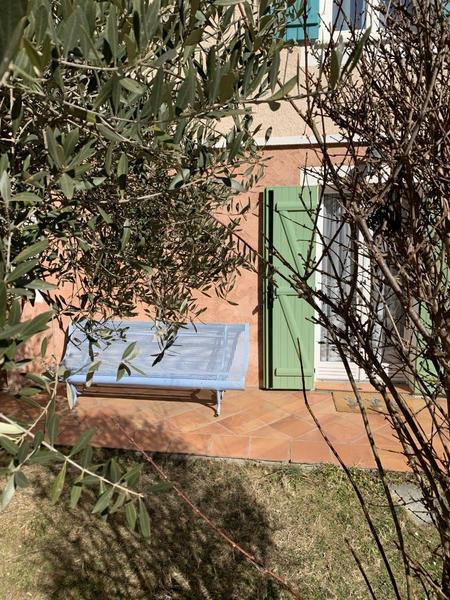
(285, 0, 320, 42)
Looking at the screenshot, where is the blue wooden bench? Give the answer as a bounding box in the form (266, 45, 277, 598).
(63, 321, 249, 416)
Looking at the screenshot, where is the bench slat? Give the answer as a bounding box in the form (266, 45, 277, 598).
(64, 321, 249, 391)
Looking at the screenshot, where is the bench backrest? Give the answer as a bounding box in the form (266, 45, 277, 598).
(64, 321, 249, 386)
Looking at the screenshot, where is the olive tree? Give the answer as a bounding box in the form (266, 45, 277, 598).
(0, 0, 295, 543)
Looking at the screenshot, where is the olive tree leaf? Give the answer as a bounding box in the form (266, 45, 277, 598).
(86, 360, 101, 387)
(14, 470, 29, 488)
(69, 483, 83, 509)
(92, 487, 113, 514)
(47, 413, 59, 446)
(97, 123, 123, 142)
(214, 0, 242, 5)
(28, 449, 65, 465)
(117, 153, 128, 189)
(109, 459, 121, 483)
(5, 258, 39, 283)
(50, 462, 67, 504)
(121, 341, 138, 361)
(106, 3, 119, 59)
(176, 65, 196, 112)
(21, 311, 54, 337)
(267, 75, 297, 102)
(109, 491, 126, 514)
(185, 28, 203, 45)
(59, 173, 75, 199)
(120, 77, 145, 95)
(13, 239, 48, 264)
(116, 361, 131, 381)
(0, 476, 16, 511)
(123, 464, 142, 489)
(0, 422, 23, 435)
(125, 500, 137, 530)
(0, 435, 19, 455)
(219, 72, 236, 102)
(0, 171, 11, 203)
(0, 0, 28, 83)
(138, 499, 151, 538)
(342, 27, 372, 78)
(66, 383, 76, 409)
(69, 427, 97, 457)
(329, 47, 342, 90)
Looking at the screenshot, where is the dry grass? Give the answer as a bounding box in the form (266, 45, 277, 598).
(0, 454, 441, 600)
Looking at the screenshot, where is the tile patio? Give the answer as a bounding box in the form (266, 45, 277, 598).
(47, 384, 417, 471)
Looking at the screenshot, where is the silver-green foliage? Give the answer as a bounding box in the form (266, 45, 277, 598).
(0, 0, 289, 530)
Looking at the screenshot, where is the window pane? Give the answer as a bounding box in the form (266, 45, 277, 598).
(333, 0, 366, 30)
(320, 194, 355, 362)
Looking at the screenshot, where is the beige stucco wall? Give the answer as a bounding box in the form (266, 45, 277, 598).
(223, 46, 339, 139)
(254, 48, 314, 138)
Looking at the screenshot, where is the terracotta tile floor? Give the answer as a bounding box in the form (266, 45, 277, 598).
(45, 384, 420, 471)
(3, 383, 431, 471)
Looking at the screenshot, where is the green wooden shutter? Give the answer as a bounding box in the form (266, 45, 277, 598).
(285, 0, 320, 42)
(413, 246, 448, 394)
(414, 305, 439, 395)
(263, 185, 316, 390)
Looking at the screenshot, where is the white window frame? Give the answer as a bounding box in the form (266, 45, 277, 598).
(318, 0, 383, 43)
(301, 166, 405, 383)
(302, 167, 367, 380)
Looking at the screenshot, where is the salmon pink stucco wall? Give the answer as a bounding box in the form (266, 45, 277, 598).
(189, 145, 327, 387)
(29, 146, 333, 389)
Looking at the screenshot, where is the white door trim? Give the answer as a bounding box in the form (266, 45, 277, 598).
(300, 167, 368, 382)
(300, 167, 407, 385)
(314, 190, 367, 381)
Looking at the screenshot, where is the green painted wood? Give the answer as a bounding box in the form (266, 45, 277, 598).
(414, 304, 438, 395)
(263, 185, 316, 390)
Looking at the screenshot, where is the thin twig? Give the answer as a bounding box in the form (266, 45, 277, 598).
(296, 342, 403, 600)
(0, 412, 143, 500)
(345, 538, 379, 600)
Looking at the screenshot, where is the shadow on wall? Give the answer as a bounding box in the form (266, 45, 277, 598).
(257, 190, 266, 389)
(29, 442, 281, 600)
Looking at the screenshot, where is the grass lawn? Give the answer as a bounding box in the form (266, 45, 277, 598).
(0, 454, 441, 600)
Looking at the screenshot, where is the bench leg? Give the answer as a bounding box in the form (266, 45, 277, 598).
(215, 390, 224, 417)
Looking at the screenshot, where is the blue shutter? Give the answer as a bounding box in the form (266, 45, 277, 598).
(285, 0, 320, 41)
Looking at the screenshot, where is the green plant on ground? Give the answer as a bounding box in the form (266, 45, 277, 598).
(0, 458, 441, 600)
